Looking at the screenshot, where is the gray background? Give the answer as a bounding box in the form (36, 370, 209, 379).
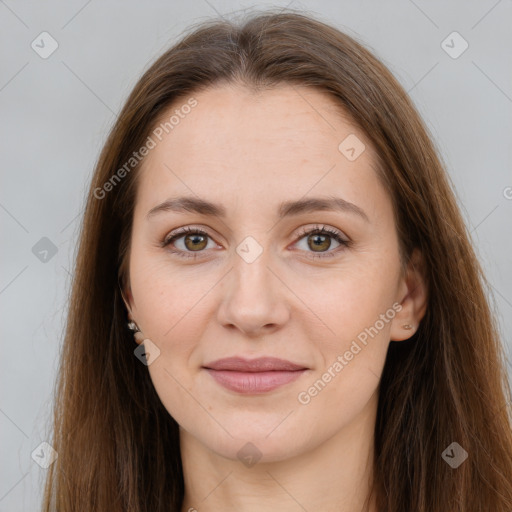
(1, 0, 511, 509)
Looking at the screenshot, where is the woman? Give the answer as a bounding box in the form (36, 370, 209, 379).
(42, 9, 512, 512)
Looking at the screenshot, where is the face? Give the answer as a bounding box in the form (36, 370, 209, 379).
(123, 83, 422, 463)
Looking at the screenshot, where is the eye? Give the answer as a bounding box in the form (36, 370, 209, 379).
(161, 226, 217, 259)
(293, 224, 350, 259)
(161, 224, 351, 260)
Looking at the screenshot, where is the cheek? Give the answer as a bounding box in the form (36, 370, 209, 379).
(304, 292, 393, 389)
(130, 261, 213, 425)
(129, 249, 213, 335)
(294, 276, 394, 432)
(296, 259, 399, 342)
(292, 259, 399, 409)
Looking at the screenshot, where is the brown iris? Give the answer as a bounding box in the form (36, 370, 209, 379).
(308, 233, 331, 252)
(184, 233, 208, 251)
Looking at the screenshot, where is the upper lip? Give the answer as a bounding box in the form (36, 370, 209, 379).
(203, 357, 307, 372)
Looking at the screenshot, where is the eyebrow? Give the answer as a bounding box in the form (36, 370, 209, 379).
(146, 195, 369, 222)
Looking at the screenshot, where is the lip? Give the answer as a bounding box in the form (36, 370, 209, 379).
(203, 356, 307, 372)
(202, 357, 308, 394)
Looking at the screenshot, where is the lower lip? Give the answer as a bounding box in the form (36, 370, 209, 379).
(204, 368, 307, 393)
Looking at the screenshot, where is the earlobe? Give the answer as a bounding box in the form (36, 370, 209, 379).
(127, 319, 145, 345)
(390, 248, 428, 341)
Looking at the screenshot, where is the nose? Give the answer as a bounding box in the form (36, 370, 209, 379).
(216, 249, 291, 338)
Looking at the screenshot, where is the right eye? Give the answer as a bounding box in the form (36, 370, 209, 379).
(161, 227, 218, 259)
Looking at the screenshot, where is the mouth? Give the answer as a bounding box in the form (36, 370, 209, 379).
(202, 356, 309, 394)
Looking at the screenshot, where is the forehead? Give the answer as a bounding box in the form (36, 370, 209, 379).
(134, 83, 388, 221)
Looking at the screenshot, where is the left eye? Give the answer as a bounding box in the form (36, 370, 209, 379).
(162, 225, 350, 260)
(293, 226, 349, 259)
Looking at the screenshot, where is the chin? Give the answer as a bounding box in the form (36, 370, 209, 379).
(200, 427, 306, 465)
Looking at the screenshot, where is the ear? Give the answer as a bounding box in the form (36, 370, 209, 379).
(119, 281, 145, 345)
(119, 278, 135, 318)
(390, 248, 428, 341)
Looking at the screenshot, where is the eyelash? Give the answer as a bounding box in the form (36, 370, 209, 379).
(161, 224, 351, 260)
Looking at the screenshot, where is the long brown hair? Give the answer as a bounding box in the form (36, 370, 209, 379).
(42, 8, 512, 511)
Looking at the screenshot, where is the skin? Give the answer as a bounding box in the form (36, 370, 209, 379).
(122, 83, 428, 512)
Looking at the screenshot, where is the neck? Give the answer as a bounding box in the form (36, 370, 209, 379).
(179, 391, 379, 512)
